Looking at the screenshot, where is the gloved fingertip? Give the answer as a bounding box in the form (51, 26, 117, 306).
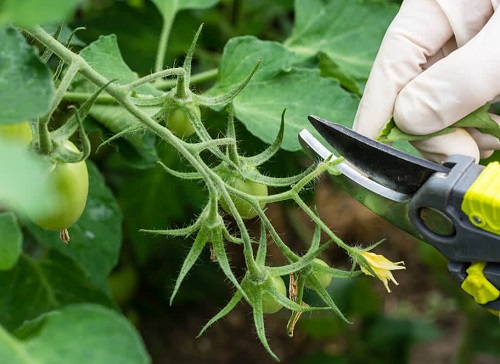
(480, 150, 495, 160)
(466, 127, 500, 150)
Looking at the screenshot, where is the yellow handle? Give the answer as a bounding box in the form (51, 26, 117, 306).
(461, 162, 500, 235)
(461, 262, 500, 305)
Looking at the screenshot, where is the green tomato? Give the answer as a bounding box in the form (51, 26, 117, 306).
(221, 175, 268, 219)
(0, 122, 32, 146)
(305, 258, 334, 289)
(165, 105, 199, 138)
(261, 275, 286, 314)
(29, 141, 89, 231)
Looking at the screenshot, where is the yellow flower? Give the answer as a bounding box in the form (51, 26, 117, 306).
(359, 251, 405, 292)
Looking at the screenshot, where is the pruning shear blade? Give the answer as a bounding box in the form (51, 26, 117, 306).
(306, 115, 450, 194)
(298, 128, 419, 238)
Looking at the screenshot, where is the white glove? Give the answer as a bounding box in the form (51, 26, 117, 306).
(353, 0, 500, 162)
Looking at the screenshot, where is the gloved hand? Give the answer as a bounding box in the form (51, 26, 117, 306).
(353, 0, 500, 162)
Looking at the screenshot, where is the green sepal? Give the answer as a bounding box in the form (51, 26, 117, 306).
(244, 164, 315, 188)
(140, 213, 203, 237)
(196, 290, 243, 338)
(304, 275, 349, 323)
(225, 105, 240, 165)
(267, 282, 330, 313)
(210, 229, 249, 303)
(169, 226, 210, 305)
(312, 263, 362, 279)
(178, 102, 243, 176)
(194, 59, 261, 107)
(269, 241, 332, 277)
(251, 293, 279, 361)
(189, 138, 237, 154)
(130, 94, 168, 107)
(255, 222, 268, 265)
(177, 24, 203, 98)
(157, 161, 203, 180)
(96, 124, 146, 153)
(244, 109, 286, 167)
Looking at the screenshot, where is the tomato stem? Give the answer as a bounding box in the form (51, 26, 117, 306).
(62, 92, 116, 104)
(48, 62, 81, 121)
(123, 67, 185, 93)
(37, 117, 53, 155)
(293, 195, 353, 254)
(174, 74, 187, 99)
(154, 12, 175, 74)
(156, 68, 218, 90)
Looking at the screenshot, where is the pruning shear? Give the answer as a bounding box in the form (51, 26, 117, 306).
(299, 115, 500, 310)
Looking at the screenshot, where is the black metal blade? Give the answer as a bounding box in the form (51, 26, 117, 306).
(308, 115, 450, 194)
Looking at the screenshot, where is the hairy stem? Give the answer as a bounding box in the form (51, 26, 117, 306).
(156, 68, 218, 90)
(123, 67, 185, 93)
(154, 13, 175, 74)
(37, 117, 52, 155)
(63, 92, 116, 104)
(50, 62, 81, 119)
(293, 195, 352, 253)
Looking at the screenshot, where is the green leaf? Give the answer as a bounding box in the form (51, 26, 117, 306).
(151, 0, 220, 19)
(0, 141, 59, 218)
(0, 213, 21, 271)
(0, 304, 150, 364)
(25, 162, 123, 292)
(454, 104, 500, 138)
(233, 68, 359, 151)
(209, 37, 358, 150)
(0, 0, 81, 27)
(208, 36, 295, 96)
(285, 0, 398, 81)
(75, 34, 159, 96)
(377, 104, 500, 143)
(0, 27, 54, 124)
(0, 252, 113, 331)
(318, 52, 364, 96)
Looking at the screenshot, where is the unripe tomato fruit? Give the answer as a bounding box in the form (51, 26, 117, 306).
(0, 122, 32, 146)
(221, 175, 268, 219)
(305, 258, 334, 289)
(261, 275, 286, 314)
(165, 105, 199, 138)
(29, 141, 89, 230)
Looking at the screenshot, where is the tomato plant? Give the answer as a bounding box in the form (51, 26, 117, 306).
(27, 141, 89, 231)
(305, 258, 334, 289)
(164, 104, 199, 138)
(0, 1, 480, 364)
(261, 275, 286, 314)
(220, 172, 269, 219)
